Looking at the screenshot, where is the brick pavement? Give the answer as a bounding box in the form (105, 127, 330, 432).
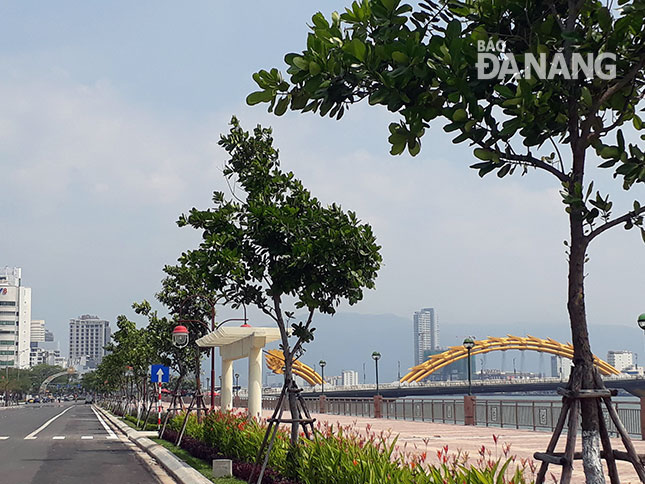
(261, 409, 645, 483)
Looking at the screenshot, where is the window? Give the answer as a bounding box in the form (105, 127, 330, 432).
(0, 341, 15, 346)
(0, 301, 16, 306)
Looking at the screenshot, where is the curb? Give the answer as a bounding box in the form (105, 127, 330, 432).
(94, 405, 212, 484)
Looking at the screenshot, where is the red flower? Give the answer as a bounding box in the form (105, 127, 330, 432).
(352, 459, 358, 466)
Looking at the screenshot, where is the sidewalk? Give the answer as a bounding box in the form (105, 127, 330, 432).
(260, 408, 645, 483)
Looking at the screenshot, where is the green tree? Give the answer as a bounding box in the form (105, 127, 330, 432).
(177, 117, 382, 448)
(132, 300, 200, 396)
(249, 1, 645, 480)
(156, 264, 219, 398)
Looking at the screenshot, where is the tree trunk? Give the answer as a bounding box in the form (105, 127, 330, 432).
(283, 354, 301, 446)
(568, 213, 605, 483)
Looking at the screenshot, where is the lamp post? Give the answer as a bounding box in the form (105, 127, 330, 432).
(235, 373, 240, 397)
(372, 352, 381, 396)
(637, 314, 645, 372)
(176, 295, 248, 411)
(319, 360, 326, 394)
(463, 338, 475, 396)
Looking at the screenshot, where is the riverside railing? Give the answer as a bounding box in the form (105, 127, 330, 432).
(279, 396, 642, 438)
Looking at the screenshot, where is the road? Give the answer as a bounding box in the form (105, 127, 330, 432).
(0, 402, 170, 483)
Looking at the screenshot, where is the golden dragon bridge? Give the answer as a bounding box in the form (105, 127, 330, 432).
(402, 335, 619, 382)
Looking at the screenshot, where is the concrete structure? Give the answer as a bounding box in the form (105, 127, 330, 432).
(30, 319, 45, 343)
(413, 307, 438, 365)
(342, 370, 358, 386)
(551, 355, 573, 380)
(0, 267, 31, 368)
(196, 325, 281, 419)
(69, 314, 111, 367)
(607, 350, 636, 373)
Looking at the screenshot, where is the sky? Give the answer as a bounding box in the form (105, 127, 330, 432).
(1, 2, 644, 368)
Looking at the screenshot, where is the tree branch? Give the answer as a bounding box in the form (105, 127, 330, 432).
(586, 206, 645, 243)
(291, 308, 315, 357)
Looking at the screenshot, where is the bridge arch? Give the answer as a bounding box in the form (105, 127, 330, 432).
(401, 335, 619, 382)
(38, 368, 77, 394)
(264, 349, 323, 386)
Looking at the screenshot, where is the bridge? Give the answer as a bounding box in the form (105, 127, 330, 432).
(264, 335, 645, 396)
(288, 376, 645, 399)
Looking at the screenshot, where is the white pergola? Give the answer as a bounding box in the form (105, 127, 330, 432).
(195, 325, 281, 419)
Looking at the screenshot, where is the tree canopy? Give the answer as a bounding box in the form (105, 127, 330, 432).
(177, 117, 382, 444)
(247, 0, 645, 480)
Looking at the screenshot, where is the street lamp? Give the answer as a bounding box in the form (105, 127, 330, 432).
(235, 373, 240, 397)
(463, 337, 475, 396)
(637, 314, 645, 372)
(319, 360, 326, 394)
(172, 325, 189, 348)
(371, 352, 381, 396)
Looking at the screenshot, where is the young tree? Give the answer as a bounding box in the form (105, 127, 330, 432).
(133, 300, 200, 398)
(177, 117, 382, 446)
(248, 0, 645, 480)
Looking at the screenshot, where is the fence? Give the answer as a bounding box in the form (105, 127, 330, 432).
(271, 396, 643, 438)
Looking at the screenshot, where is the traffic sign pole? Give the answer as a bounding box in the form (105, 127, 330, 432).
(157, 370, 163, 431)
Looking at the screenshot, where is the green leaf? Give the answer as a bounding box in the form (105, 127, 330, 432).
(597, 7, 611, 31)
(292, 56, 309, 70)
(246, 90, 273, 106)
(391, 51, 409, 64)
(274, 96, 290, 116)
(309, 61, 322, 76)
(474, 148, 496, 161)
(452, 109, 467, 122)
(346, 38, 367, 61)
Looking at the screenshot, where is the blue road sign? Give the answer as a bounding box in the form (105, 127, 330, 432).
(150, 364, 170, 383)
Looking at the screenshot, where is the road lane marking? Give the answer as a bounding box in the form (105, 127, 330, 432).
(90, 406, 117, 439)
(0, 436, 9, 440)
(24, 405, 75, 440)
(52, 436, 65, 440)
(81, 435, 93, 439)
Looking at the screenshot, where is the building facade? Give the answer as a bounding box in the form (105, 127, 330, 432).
(0, 267, 31, 369)
(607, 350, 635, 372)
(551, 356, 573, 380)
(69, 315, 111, 367)
(413, 307, 439, 366)
(341, 370, 359, 387)
(30, 319, 46, 344)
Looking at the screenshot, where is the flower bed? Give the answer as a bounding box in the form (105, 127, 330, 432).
(161, 409, 535, 484)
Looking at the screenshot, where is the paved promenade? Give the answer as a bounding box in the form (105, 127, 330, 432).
(261, 409, 645, 483)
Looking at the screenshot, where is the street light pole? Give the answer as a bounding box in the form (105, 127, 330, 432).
(371, 352, 381, 396)
(235, 373, 240, 397)
(463, 338, 475, 396)
(637, 314, 645, 374)
(319, 360, 326, 394)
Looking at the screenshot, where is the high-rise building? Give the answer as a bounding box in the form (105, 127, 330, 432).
(69, 315, 111, 367)
(341, 370, 359, 387)
(607, 350, 635, 372)
(413, 307, 439, 366)
(551, 356, 573, 380)
(30, 319, 46, 344)
(0, 267, 31, 369)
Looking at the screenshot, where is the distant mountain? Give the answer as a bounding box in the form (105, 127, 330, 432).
(265, 312, 643, 384)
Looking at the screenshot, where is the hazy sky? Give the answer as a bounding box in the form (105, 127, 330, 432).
(1, 2, 644, 359)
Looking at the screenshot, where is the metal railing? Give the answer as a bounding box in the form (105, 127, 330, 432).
(288, 396, 642, 438)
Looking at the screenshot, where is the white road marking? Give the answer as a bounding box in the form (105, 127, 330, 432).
(81, 435, 93, 440)
(0, 436, 9, 440)
(52, 436, 65, 440)
(90, 406, 117, 439)
(24, 405, 75, 440)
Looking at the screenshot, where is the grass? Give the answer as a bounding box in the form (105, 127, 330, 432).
(151, 438, 245, 484)
(120, 414, 158, 432)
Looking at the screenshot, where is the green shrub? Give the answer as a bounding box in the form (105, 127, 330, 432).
(165, 410, 535, 484)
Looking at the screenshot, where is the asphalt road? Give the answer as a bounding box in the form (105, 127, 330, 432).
(0, 402, 164, 484)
